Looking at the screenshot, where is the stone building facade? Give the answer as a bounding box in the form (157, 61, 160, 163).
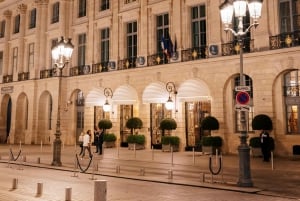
(0, 0, 299, 156)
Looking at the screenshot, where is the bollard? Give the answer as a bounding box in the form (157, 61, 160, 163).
(36, 182, 43, 196)
(192, 147, 195, 165)
(94, 180, 107, 201)
(0, 155, 1, 160)
(65, 187, 72, 201)
(116, 165, 120, 174)
(23, 155, 26, 162)
(37, 157, 40, 164)
(12, 178, 18, 189)
(168, 170, 173, 179)
(202, 173, 205, 183)
(140, 168, 145, 176)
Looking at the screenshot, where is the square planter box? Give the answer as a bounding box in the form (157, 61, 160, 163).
(128, 143, 144, 150)
(202, 146, 221, 155)
(103, 141, 115, 148)
(251, 147, 262, 157)
(162, 144, 179, 152)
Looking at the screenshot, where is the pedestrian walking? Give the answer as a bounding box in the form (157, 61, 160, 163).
(78, 132, 84, 155)
(81, 130, 93, 159)
(97, 129, 104, 155)
(94, 126, 100, 153)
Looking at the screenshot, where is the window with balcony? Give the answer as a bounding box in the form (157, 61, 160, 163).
(191, 5, 206, 48)
(78, 0, 87, 18)
(12, 47, 18, 71)
(52, 2, 60, 24)
(14, 15, 20, 34)
(126, 21, 137, 67)
(0, 20, 5, 38)
(234, 75, 254, 132)
(29, 8, 36, 29)
(78, 33, 86, 66)
(100, 0, 110, 11)
(125, 0, 136, 4)
(28, 43, 34, 69)
(284, 70, 300, 134)
(0, 51, 3, 75)
(156, 13, 170, 63)
(100, 28, 109, 63)
(279, 0, 300, 33)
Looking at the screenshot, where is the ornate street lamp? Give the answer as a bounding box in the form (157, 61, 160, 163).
(103, 88, 113, 112)
(220, 0, 263, 187)
(51, 36, 74, 166)
(165, 82, 178, 112)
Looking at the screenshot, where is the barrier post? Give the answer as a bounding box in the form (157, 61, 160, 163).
(12, 178, 18, 189)
(65, 187, 72, 201)
(171, 146, 174, 166)
(36, 182, 43, 196)
(94, 180, 107, 201)
(193, 147, 195, 165)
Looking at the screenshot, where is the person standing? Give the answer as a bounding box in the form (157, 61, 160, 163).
(81, 130, 93, 159)
(94, 126, 100, 153)
(97, 129, 104, 155)
(260, 130, 271, 162)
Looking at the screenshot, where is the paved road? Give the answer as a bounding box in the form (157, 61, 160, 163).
(0, 164, 297, 201)
(0, 144, 300, 200)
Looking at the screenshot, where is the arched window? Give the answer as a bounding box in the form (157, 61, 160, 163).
(234, 75, 254, 132)
(284, 70, 300, 133)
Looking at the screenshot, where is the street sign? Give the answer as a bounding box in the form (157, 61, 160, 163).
(235, 104, 250, 111)
(235, 86, 251, 91)
(236, 91, 250, 105)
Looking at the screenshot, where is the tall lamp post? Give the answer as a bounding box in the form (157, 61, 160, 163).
(51, 36, 74, 166)
(219, 0, 263, 187)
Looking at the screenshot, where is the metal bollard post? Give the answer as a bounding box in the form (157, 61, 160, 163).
(65, 187, 72, 201)
(12, 178, 18, 189)
(94, 180, 107, 201)
(168, 170, 173, 179)
(36, 182, 43, 196)
(37, 157, 40, 164)
(140, 168, 145, 176)
(116, 165, 120, 174)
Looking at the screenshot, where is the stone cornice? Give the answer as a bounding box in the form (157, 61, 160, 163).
(18, 4, 27, 14)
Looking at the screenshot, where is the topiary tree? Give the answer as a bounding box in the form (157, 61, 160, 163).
(200, 116, 219, 135)
(160, 118, 177, 136)
(126, 117, 143, 134)
(98, 119, 113, 134)
(252, 114, 273, 131)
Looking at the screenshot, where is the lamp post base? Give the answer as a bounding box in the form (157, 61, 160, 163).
(237, 135, 253, 187)
(51, 138, 62, 166)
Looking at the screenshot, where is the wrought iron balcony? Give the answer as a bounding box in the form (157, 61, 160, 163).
(118, 57, 137, 70)
(269, 31, 300, 50)
(284, 85, 300, 97)
(40, 68, 56, 79)
(18, 72, 30, 81)
(147, 53, 169, 66)
(221, 38, 253, 56)
(181, 46, 208, 62)
(92, 62, 109, 73)
(3, 75, 13, 83)
(69, 65, 91, 76)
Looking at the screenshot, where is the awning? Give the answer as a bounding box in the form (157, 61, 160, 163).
(142, 82, 169, 103)
(112, 84, 138, 105)
(177, 79, 211, 102)
(85, 87, 106, 106)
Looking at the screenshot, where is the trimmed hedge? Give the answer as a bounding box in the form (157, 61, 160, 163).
(201, 136, 223, 147)
(161, 136, 180, 146)
(127, 135, 145, 145)
(103, 133, 116, 142)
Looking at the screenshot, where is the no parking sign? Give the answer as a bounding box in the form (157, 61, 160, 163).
(236, 91, 250, 105)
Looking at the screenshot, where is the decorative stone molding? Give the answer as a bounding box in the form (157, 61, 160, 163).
(3, 10, 12, 18)
(18, 4, 27, 14)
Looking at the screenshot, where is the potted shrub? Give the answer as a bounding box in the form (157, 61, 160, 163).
(200, 116, 221, 154)
(125, 117, 145, 150)
(127, 134, 145, 150)
(126, 117, 143, 134)
(103, 133, 117, 148)
(201, 136, 223, 154)
(251, 114, 274, 158)
(160, 118, 178, 151)
(161, 136, 180, 152)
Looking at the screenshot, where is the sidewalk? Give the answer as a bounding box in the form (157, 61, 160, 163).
(1, 144, 300, 199)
